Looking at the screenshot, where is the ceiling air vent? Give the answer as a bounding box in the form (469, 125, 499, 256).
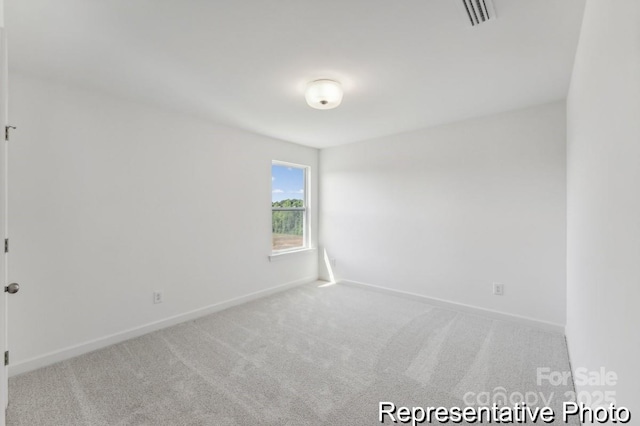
(460, 0, 496, 27)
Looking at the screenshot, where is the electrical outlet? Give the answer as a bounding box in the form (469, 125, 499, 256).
(153, 291, 163, 304)
(493, 283, 504, 296)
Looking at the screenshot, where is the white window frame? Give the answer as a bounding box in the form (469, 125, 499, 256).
(271, 160, 310, 254)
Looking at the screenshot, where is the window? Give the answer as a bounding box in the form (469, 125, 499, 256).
(272, 161, 308, 252)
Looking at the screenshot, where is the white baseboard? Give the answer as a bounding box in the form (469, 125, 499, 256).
(339, 279, 566, 334)
(9, 276, 317, 377)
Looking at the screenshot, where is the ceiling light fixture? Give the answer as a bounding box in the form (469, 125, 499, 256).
(305, 79, 343, 110)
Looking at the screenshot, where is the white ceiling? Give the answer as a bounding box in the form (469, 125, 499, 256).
(7, 0, 586, 148)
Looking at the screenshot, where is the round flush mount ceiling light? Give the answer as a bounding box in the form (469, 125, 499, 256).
(305, 79, 343, 110)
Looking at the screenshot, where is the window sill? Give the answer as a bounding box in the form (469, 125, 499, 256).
(269, 247, 317, 262)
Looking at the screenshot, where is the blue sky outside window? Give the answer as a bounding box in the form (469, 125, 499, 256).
(272, 164, 304, 203)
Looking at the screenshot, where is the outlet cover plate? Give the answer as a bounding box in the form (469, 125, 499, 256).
(493, 283, 504, 296)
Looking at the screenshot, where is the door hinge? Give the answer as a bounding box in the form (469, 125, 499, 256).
(5, 125, 16, 141)
(4, 238, 8, 253)
(4, 351, 8, 366)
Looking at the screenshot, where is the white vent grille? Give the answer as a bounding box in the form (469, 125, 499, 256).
(461, 0, 496, 27)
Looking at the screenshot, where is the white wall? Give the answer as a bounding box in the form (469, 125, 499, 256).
(7, 73, 318, 373)
(320, 102, 567, 326)
(566, 0, 640, 414)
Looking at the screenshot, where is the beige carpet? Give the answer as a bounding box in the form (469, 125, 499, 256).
(7, 282, 577, 425)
